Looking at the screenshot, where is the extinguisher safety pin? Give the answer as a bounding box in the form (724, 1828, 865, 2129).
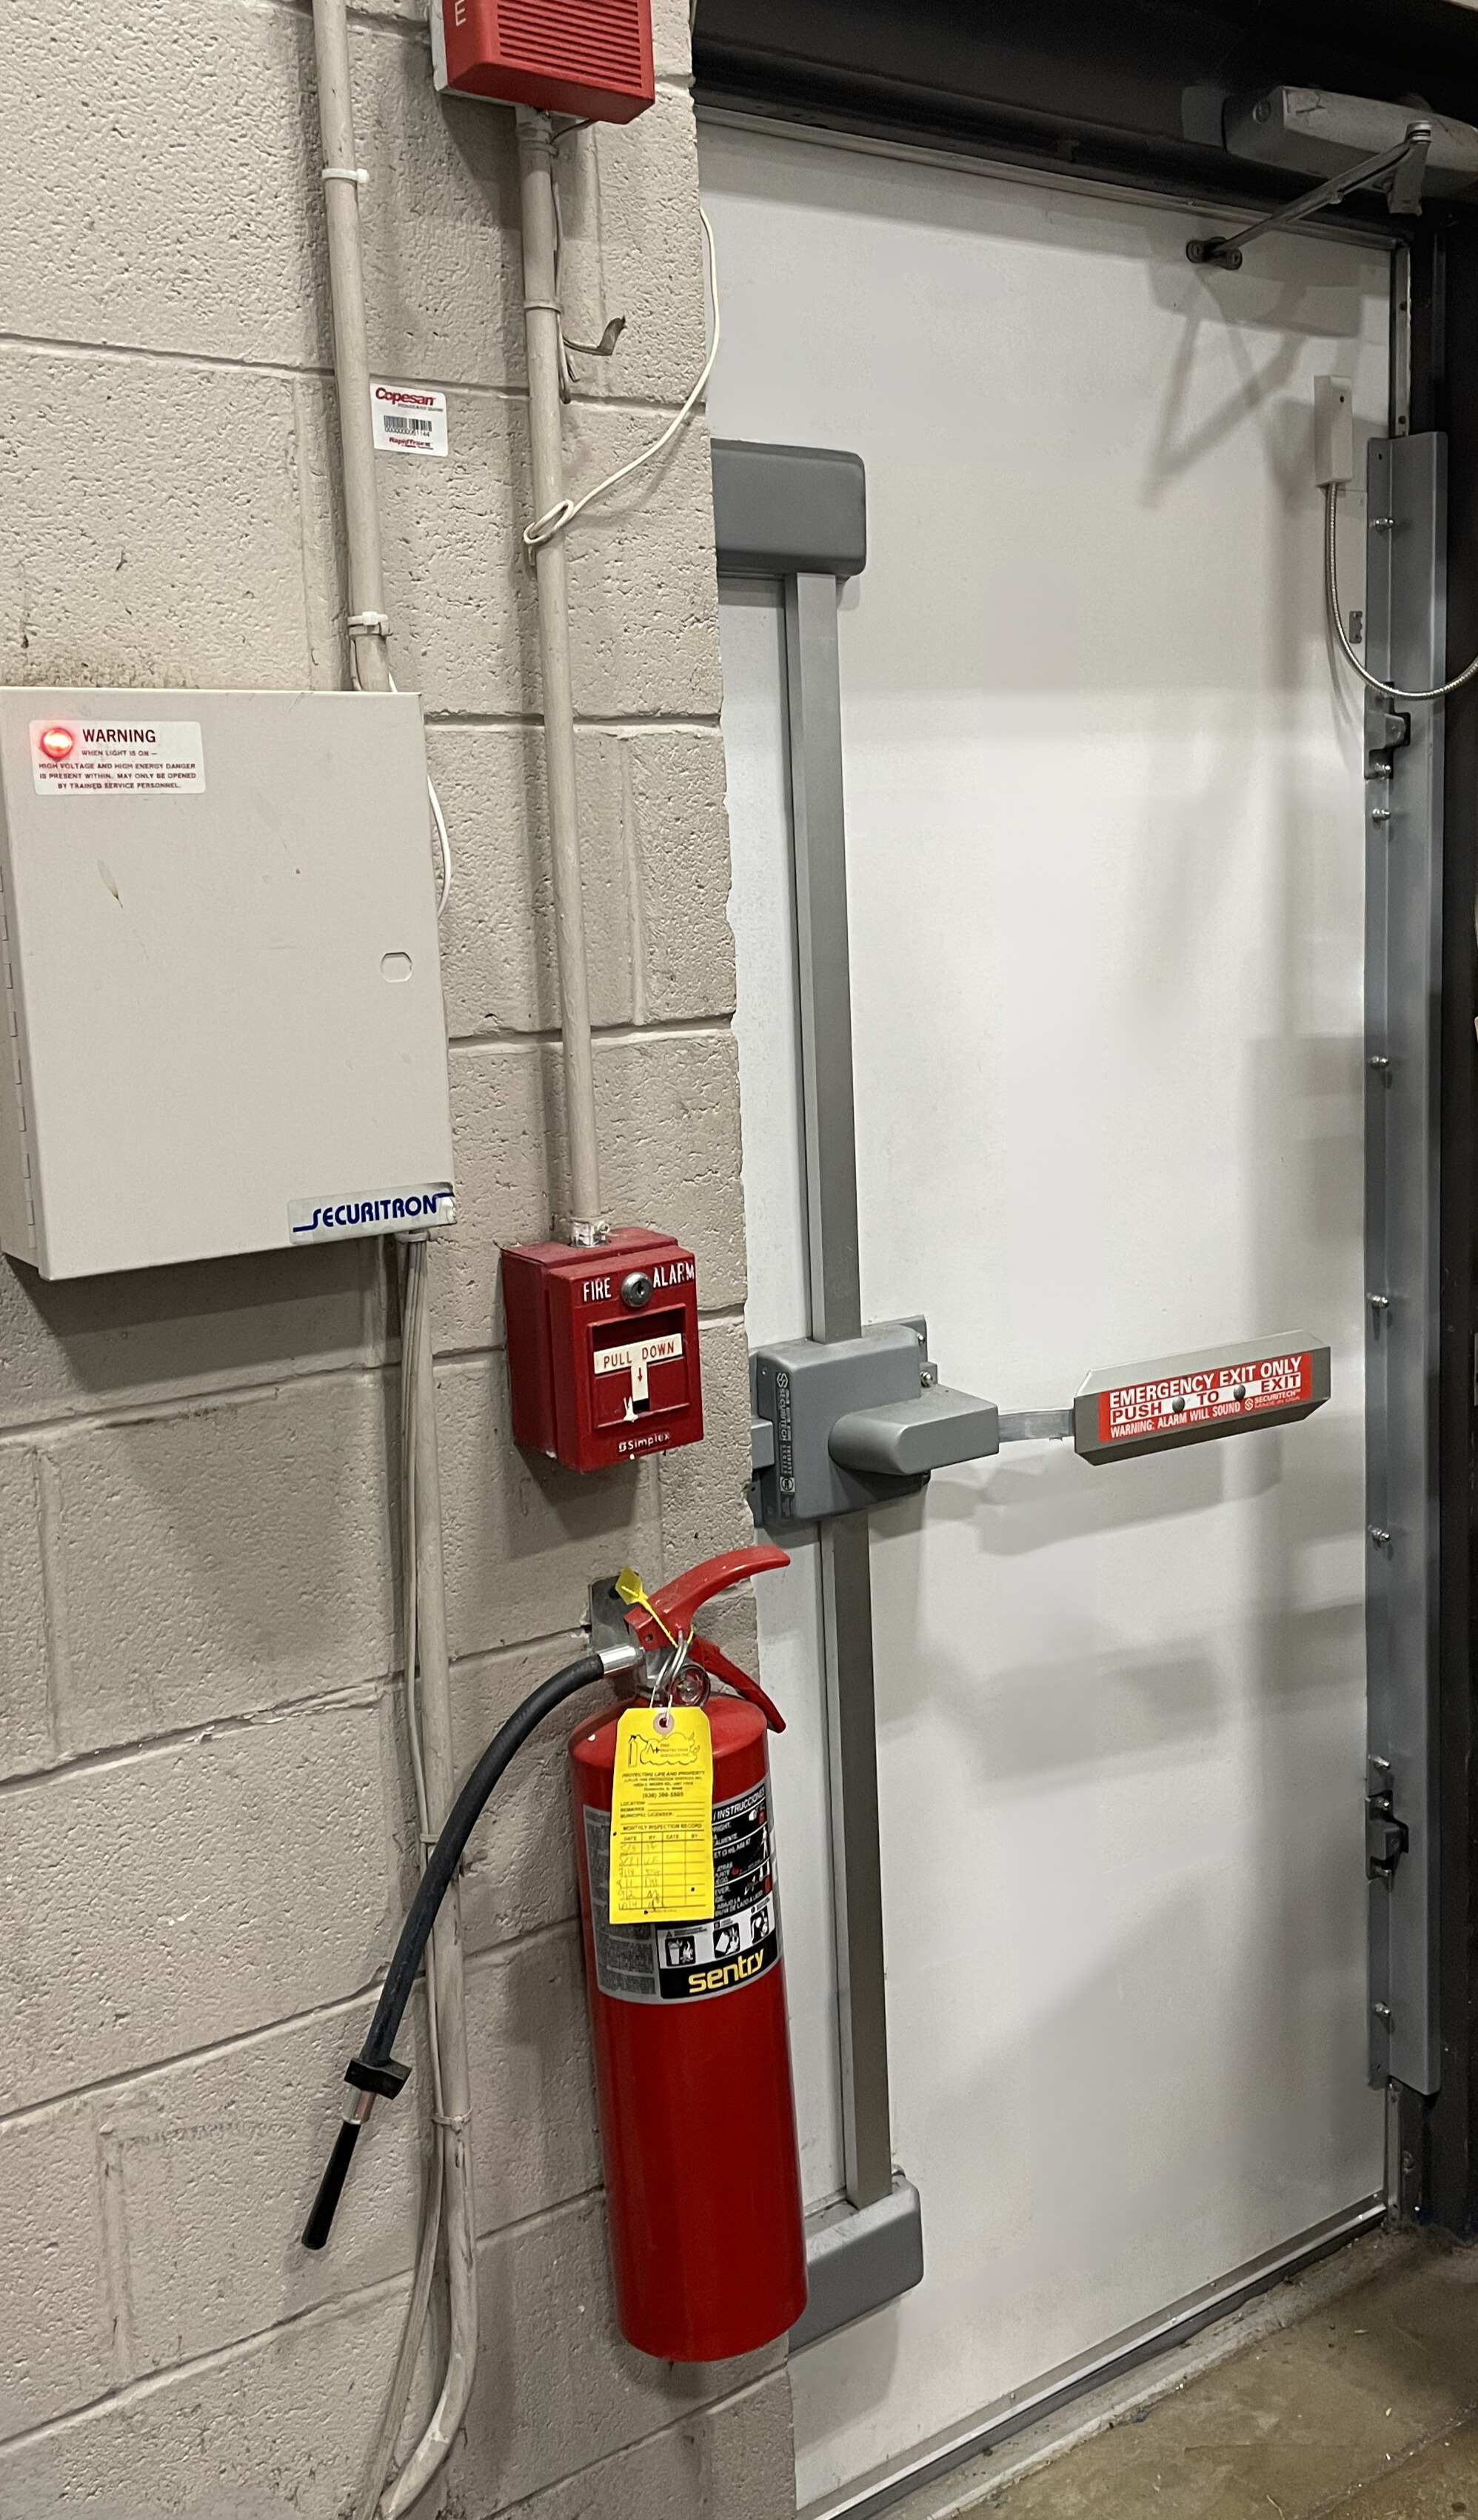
(654, 1628, 692, 1704)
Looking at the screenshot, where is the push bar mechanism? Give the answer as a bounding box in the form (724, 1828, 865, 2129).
(750, 1323, 1331, 1527)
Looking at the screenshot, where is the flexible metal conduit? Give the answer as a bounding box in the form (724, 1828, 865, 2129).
(516, 107, 604, 1240)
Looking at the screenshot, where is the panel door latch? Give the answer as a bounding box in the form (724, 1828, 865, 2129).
(1366, 1759, 1410, 1882)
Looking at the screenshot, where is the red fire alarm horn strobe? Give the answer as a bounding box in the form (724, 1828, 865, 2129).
(432, 0, 655, 124)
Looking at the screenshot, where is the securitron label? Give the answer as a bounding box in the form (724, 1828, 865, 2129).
(1073, 1340, 1328, 1465)
(31, 720, 205, 795)
(288, 1185, 455, 1242)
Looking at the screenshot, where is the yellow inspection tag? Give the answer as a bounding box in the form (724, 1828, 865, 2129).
(608, 1706, 715, 1924)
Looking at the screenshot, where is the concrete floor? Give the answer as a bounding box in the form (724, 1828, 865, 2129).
(894, 2230, 1478, 2520)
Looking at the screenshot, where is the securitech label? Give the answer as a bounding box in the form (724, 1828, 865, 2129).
(584, 1785, 781, 2005)
(31, 719, 205, 796)
(288, 1184, 455, 1243)
(1095, 1350, 1314, 1447)
(370, 382, 449, 456)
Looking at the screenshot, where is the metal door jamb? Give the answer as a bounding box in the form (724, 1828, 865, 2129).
(1365, 429, 1445, 2098)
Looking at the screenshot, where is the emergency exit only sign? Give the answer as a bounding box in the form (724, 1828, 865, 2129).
(1072, 1339, 1330, 1464)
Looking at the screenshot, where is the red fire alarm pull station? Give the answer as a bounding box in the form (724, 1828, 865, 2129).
(431, 0, 655, 124)
(503, 1228, 705, 1473)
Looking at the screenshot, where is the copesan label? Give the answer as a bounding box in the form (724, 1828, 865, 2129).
(288, 1185, 455, 1244)
(370, 382, 449, 457)
(1097, 1351, 1313, 1445)
(31, 720, 205, 796)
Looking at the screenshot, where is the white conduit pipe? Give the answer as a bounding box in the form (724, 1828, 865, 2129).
(516, 107, 604, 1239)
(310, 0, 392, 695)
(308, 5, 476, 2509)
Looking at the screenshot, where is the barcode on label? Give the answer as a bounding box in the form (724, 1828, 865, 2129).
(370, 384, 449, 456)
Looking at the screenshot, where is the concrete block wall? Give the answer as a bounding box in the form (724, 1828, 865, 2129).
(0, 1, 793, 2512)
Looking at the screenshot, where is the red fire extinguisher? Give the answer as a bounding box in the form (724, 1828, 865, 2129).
(300, 1545, 806, 2362)
(571, 1544, 808, 2362)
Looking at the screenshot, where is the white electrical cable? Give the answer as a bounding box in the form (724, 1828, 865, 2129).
(427, 773, 454, 916)
(350, 1243, 446, 2520)
(1325, 480, 1478, 702)
(523, 204, 720, 552)
(388, 674, 452, 915)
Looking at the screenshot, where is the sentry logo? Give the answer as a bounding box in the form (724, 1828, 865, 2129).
(289, 1185, 455, 1243)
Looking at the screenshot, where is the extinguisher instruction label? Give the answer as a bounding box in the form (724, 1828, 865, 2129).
(586, 1784, 781, 2005)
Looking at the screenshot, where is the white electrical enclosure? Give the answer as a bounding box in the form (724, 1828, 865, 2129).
(0, 689, 455, 1278)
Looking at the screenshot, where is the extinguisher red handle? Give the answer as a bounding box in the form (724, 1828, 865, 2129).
(686, 1631, 787, 1733)
(628, 1543, 791, 1647)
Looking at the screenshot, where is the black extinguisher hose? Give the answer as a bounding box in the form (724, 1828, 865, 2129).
(302, 1645, 612, 2251)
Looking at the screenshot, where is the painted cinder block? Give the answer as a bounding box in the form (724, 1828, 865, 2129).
(0, 1695, 401, 2115)
(0, 350, 326, 692)
(0, 1445, 53, 1782)
(0, 2101, 115, 2443)
(435, 1357, 664, 1658)
(36, 1376, 396, 1758)
(428, 724, 735, 1043)
(451, 2193, 786, 2513)
(449, 1640, 607, 1952)
(0, 1243, 384, 1438)
(436, 1028, 746, 1355)
(93, 1995, 423, 2379)
(658, 1314, 758, 1577)
(0, 2283, 414, 2520)
(467, 2373, 797, 2520)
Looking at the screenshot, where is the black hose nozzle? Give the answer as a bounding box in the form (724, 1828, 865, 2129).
(301, 2055, 411, 2251)
(299, 1646, 609, 2255)
(302, 2118, 364, 2252)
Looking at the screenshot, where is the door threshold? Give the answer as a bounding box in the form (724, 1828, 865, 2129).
(799, 2196, 1389, 2520)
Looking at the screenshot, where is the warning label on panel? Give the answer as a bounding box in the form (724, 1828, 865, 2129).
(1095, 1350, 1314, 1448)
(370, 382, 448, 456)
(586, 1783, 781, 2005)
(31, 721, 205, 796)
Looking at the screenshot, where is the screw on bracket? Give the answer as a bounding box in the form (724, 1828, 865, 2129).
(1372, 806, 1391, 823)
(1369, 1525, 1393, 1552)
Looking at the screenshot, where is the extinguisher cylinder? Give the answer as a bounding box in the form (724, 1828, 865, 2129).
(571, 1697, 808, 2361)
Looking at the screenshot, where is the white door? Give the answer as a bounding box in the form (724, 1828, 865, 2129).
(707, 124, 1388, 2514)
